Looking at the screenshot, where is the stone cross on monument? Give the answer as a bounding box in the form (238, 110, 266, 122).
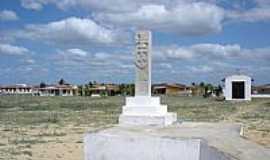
(119, 30, 177, 126)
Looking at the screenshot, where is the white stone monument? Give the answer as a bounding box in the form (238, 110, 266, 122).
(119, 31, 177, 126)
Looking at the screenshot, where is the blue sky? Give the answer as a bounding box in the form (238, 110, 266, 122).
(0, 0, 270, 85)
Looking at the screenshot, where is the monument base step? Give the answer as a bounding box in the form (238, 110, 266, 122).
(119, 96, 177, 126)
(118, 112, 177, 126)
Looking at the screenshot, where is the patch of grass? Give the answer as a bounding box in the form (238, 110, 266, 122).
(38, 129, 67, 137)
(1, 96, 269, 124)
(0, 143, 6, 146)
(47, 112, 60, 123)
(10, 137, 46, 145)
(22, 150, 32, 157)
(264, 102, 270, 107)
(239, 105, 270, 120)
(240, 112, 264, 119)
(165, 96, 238, 121)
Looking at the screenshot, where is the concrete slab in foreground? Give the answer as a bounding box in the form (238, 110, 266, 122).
(84, 122, 270, 160)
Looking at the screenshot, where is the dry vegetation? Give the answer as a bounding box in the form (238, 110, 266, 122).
(0, 96, 269, 160)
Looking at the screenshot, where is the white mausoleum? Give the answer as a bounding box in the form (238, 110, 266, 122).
(224, 74, 252, 101)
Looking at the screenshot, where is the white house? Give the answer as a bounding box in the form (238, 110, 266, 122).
(0, 84, 33, 95)
(35, 84, 78, 96)
(0, 84, 78, 97)
(224, 75, 252, 101)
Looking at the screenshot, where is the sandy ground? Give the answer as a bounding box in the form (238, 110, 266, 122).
(0, 124, 99, 160)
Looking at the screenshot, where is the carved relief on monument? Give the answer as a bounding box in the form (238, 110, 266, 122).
(135, 51, 148, 81)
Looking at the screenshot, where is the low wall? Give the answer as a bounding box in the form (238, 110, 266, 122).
(252, 94, 270, 98)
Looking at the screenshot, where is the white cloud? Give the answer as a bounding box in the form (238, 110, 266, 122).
(158, 44, 239, 59)
(224, 0, 270, 22)
(19, 1, 225, 35)
(160, 47, 193, 59)
(160, 63, 172, 69)
(0, 43, 29, 55)
(24, 59, 35, 64)
(191, 65, 214, 73)
(67, 48, 88, 57)
(157, 43, 270, 61)
(54, 48, 132, 67)
(191, 44, 241, 57)
(19, 0, 270, 31)
(20, 0, 169, 12)
(20, 0, 50, 10)
(56, 0, 138, 12)
(243, 47, 270, 60)
(93, 52, 111, 60)
(227, 7, 270, 22)
(16, 17, 117, 45)
(0, 10, 19, 21)
(95, 2, 224, 35)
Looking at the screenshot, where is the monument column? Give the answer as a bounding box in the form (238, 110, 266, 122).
(135, 31, 152, 97)
(119, 30, 177, 126)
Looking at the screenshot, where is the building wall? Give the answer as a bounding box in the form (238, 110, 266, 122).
(166, 87, 182, 95)
(153, 86, 192, 96)
(38, 89, 75, 96)
(1, 88, 33, 95)
(255, 87, 270, 94)
(225, 75, 251, 101)
(191, 87, 204, 96)
(166, 87, 192, 96)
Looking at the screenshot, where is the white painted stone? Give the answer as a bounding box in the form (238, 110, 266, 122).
(84, 123, 270, 160)
(125, 96, 161, 106)
(119, 113, 177, 126)
(85, 134, 203, 160)
(122, 97, 166, 115)
(224, 75, 252, 101)
(119, 96, 177, 126)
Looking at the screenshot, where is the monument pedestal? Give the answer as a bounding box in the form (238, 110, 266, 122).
(84, 123, 270, 160)
(119, 96, 177, 126)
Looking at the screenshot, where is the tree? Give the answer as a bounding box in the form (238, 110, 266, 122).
(40, 82, 46, 88)
(128, 84, 135, 96)
(88, 81, 93, 87)
(78, 85, 85, 96)
(203, 83, 214, 98)
(199, 82, 205, 87)
(118, 83, 135, 96)
(119, 83, 126, 95)
(58, 78, 66, 85)
(215, 85, 223, 97)
(84, 84, 92, 96)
